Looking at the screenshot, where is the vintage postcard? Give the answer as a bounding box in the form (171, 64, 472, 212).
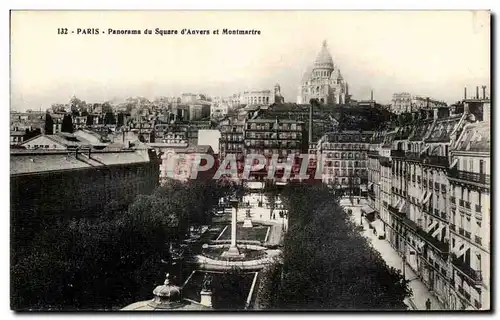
(10, 10, 491, 311)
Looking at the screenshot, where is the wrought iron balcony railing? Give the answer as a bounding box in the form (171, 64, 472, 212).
(390, 150, 405, 158)
(453, 254, 482, 286)
(448, 168, 491, 186)
(422, 155, 449, 168)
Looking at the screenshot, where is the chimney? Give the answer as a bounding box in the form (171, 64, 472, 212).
(476, 86, 479, 99)
(370, 90, 374, 101)
(482, 85, 487, 99)
(433, 108, 438, 120)
(464, 87, 467, 100)
(308, 102, 313, 144)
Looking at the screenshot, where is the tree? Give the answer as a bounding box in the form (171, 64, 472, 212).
(104, 112, 116, 125)
(61, 114, 74, 133)
(44, 113, 54, 134)
(86, 114, 93, 126)
(117, 113, 125, 127)
(268, 184, 411, 310)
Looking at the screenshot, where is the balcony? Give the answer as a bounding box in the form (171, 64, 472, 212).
(457, 286, 472, 301)
(452, 254, 482, 286)
(391, 150, 405, 158)
(416, 227, 449, 254)
(405, 152, 422, 162)
(465, 202, 471, 210)
(475, 235, 482, 246)
(458, 227, 465, 236)
(475, 204, 482, 212)
(450, 224, 456, 231)
(448, 168, 491, 186)
(421, 155, 449, 168)
(441, 212, 447, 220)
(368, 150, 379, 158)
(465, 231, 471, 239)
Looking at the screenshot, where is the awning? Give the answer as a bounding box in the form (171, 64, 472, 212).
(394, 199, 402, 209)
(398, 200, 406, 212)
(422, 192, 432, 205)
(362, 206, 375, 214)
(368, 182, 374, 189)
(419, 191, 427, 203)
(400, 201, 409, 214)
(450, 158, 459, 169)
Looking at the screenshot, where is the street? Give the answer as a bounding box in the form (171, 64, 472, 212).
(340, 198, 444, 311)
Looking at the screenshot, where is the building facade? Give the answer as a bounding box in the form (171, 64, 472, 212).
(11, 148, 159, 250)
(297, 41, 349, 105)
(218, 118, 245, 160)
(366, 92, 490, 310)
(315, 130, 371, 194)
(447, 98, 490, 311)
(391, 93, 448, 114)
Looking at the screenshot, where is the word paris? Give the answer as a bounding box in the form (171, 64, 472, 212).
(162, 153, 340, 180)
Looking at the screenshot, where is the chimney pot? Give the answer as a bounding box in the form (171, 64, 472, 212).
(464, 87, 467, 100)
(482, 85, 487, 99)
(476, 86, 479, 99)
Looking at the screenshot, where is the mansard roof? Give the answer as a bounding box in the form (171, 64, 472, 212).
(425, 115, 462, 143)
(453, 121, 490, 153)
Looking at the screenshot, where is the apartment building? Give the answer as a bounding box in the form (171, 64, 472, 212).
(447, 98, 491, 310)
(316, 130, 372, 194)
(366, 93, 490, 310)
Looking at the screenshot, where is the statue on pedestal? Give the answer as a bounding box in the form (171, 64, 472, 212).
(202, 273, 213, 292)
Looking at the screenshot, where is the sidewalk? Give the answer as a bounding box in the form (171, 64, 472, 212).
(346, 205, 444, 310)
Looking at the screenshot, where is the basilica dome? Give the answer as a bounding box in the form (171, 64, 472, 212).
(314, 40, 334, 69)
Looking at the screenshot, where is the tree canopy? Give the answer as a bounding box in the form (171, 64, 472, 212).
(264, 184, 411, 310)
(11, 180, 228, 310)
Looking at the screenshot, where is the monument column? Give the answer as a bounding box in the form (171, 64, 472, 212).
(230, 198, 238, 248)
(222, 197, 243, 257)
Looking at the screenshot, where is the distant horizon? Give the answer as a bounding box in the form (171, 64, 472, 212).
(11, 11, 491, 112)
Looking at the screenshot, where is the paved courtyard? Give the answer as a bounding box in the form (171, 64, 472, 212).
(340, 198, 444, 310)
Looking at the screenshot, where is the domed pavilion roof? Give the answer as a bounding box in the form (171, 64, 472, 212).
(147, 273, 184, 309)
(314, 40, 334, 70)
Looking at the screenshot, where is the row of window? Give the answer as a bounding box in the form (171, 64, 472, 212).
(246, 132, 302, 140)
(321, 143, 370, 150)
(246, 123, 302, 131)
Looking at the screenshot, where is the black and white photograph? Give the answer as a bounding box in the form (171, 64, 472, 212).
(9, 10, 491, 312)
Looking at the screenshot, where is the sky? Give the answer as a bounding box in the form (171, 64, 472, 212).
(10, 10, 490, 111)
